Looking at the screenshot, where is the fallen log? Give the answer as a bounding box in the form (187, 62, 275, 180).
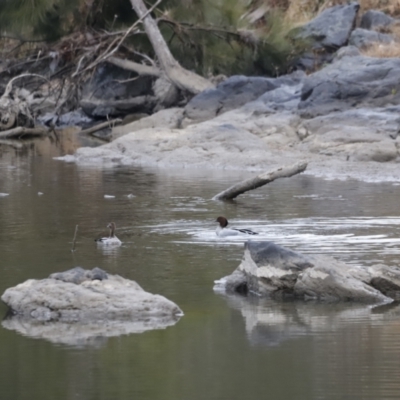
(129, 0, 214, 94)
(0, 126, 50, 139)
(212, 161, 308, 201)
(80, 119, 122, 136)
(108, 56, 161, 77)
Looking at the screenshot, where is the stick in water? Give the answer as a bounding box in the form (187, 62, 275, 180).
(71, 225, 79, 252)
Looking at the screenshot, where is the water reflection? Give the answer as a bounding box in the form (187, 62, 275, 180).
(2, 314, 182, 347)
(216, 291, 400, 347)
(2, 136, 400, 399)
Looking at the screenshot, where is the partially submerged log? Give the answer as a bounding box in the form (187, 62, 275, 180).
(80, 119, 122, 136)
(213, 161, 308, 201)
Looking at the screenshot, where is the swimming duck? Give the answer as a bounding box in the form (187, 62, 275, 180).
(95, 222, 122, 245)
(215, 216, 258, 237)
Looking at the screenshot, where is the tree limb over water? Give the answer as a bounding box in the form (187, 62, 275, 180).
(212, 161, 308, 201)
(129, 0, 214, 94)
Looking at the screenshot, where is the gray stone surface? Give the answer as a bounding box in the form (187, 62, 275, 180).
(112, 108, 184, 140)
(360, 10, 394, 30)
(215, 241, 400, 303)
(58, 40, 400, 182)
(297, 2, 359, 50)
(184, 73, 304, 122)
(1, 267, 182, 335)
(349, 28, 393, 49)
(298, 56, 400, 118)
(295, 2, 359, 70)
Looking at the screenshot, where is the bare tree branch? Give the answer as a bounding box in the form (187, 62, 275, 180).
(108, 56, 160, 76)
(213, 161, 308, 201)
(129, 0, 214, 94)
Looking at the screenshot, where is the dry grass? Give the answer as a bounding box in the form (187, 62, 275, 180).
(361, 41, 400, 57)
(283, 0, 400, 24)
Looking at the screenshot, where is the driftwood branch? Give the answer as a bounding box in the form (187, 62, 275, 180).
(2, 73, 49, 98)
(213, 161, 308, 201)
(129, 0, 214, 94)
(108, 56, 160, 76)
(80, 119, 122, 136)
(0, 126, 50, 139)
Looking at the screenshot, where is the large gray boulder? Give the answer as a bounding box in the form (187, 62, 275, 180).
(215, 241, 400, 303)
(349, 28, 393, 49)
(184, 73, 304, 123)
(1, 267, 182, 344)
(298, 55, 400, 118)
(360, 10, 394, 30)
(298, 107, 400, 162)
(295, 2, 359, 70)
(297, 2, 359, 50)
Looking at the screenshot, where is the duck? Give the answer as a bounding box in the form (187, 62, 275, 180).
(95, 222, 122, 245)
(215, 216, 258, 237)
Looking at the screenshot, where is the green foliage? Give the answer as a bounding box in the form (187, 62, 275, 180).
(0, 0, 308, 76)
(157, 0, 307, 76)
(0, 0, 83, 40)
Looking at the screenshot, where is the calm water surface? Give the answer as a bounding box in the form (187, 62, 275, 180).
(1, 134, 400, 400)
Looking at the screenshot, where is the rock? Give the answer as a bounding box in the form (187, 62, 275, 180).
(81, 96, 157, 118)
(70, 104, 304, 169)
(299, 108, 400, 161)
(334, 45, 361, 60)
(360, 10, 394, 30)
(1, 267, 182, 344)
(152, 76, 180, 109)
(184, 73, 304, 123)
(295, 2, 359, 70)
(298, 56, 400, 118)
(38, 109, 93, 128)
(112, 108, 184, 140)
(49, 266, 108, 284)
(349, 28, 393, 49)
(215, 241, 400, 302)
(298, 2, 359, 49)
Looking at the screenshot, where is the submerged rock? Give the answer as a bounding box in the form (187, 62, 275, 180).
(1, 267, 182, 344)
(215, 241, 400, 303)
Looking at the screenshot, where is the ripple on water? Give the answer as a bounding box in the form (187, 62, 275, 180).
(148, 216, 400, 265)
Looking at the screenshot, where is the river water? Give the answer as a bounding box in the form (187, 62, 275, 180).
(1, 133, 400, 400)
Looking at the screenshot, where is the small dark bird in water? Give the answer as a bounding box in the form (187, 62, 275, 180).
(215, 216, 258, 237)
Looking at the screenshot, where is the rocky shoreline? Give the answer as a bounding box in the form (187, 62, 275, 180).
(54, 4, 400, 183)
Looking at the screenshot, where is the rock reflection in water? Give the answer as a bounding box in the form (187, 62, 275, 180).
(1, 314, 181, 347)
(216, 292, 400, 347)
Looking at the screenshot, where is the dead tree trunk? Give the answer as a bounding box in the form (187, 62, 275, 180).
(213, 161, 308, 201)
(129, 0, 214, 94)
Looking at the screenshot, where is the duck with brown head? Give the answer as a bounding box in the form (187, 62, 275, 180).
(215, 216, 258, 237)
(95, 222, 122, 245)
